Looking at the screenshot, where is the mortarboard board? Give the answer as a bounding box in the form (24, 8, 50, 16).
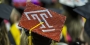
(74, 3, 90, 19)
(0, 3, 13, 24)
(73, 2, 90, 37)
(19, 2, 66, 41)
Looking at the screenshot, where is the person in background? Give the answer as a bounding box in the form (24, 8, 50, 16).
(73, 0, 90, 45)
(59, 0, 89, 45)
(0, 0, 13, 45)
(0, 0, 22, 45)
(9, 8, 21, 45)
(0, 20, 10, 45)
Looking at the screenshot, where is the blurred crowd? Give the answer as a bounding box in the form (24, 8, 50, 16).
(0, 0, 90, 45)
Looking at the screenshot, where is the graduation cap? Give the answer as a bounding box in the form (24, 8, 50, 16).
(0, 3, 13, 24)
(19, 2, 66, 41)
(74, 3, 90, 19)
(73, 3, 90, 37)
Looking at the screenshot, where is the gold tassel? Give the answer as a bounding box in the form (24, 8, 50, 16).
(28, 22, 44, 45)
(28, 31, 32, 45)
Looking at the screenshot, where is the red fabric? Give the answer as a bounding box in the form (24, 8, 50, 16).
(19, 2, 66, 41)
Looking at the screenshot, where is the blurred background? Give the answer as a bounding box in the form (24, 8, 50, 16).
(0, 0, 90, 45)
